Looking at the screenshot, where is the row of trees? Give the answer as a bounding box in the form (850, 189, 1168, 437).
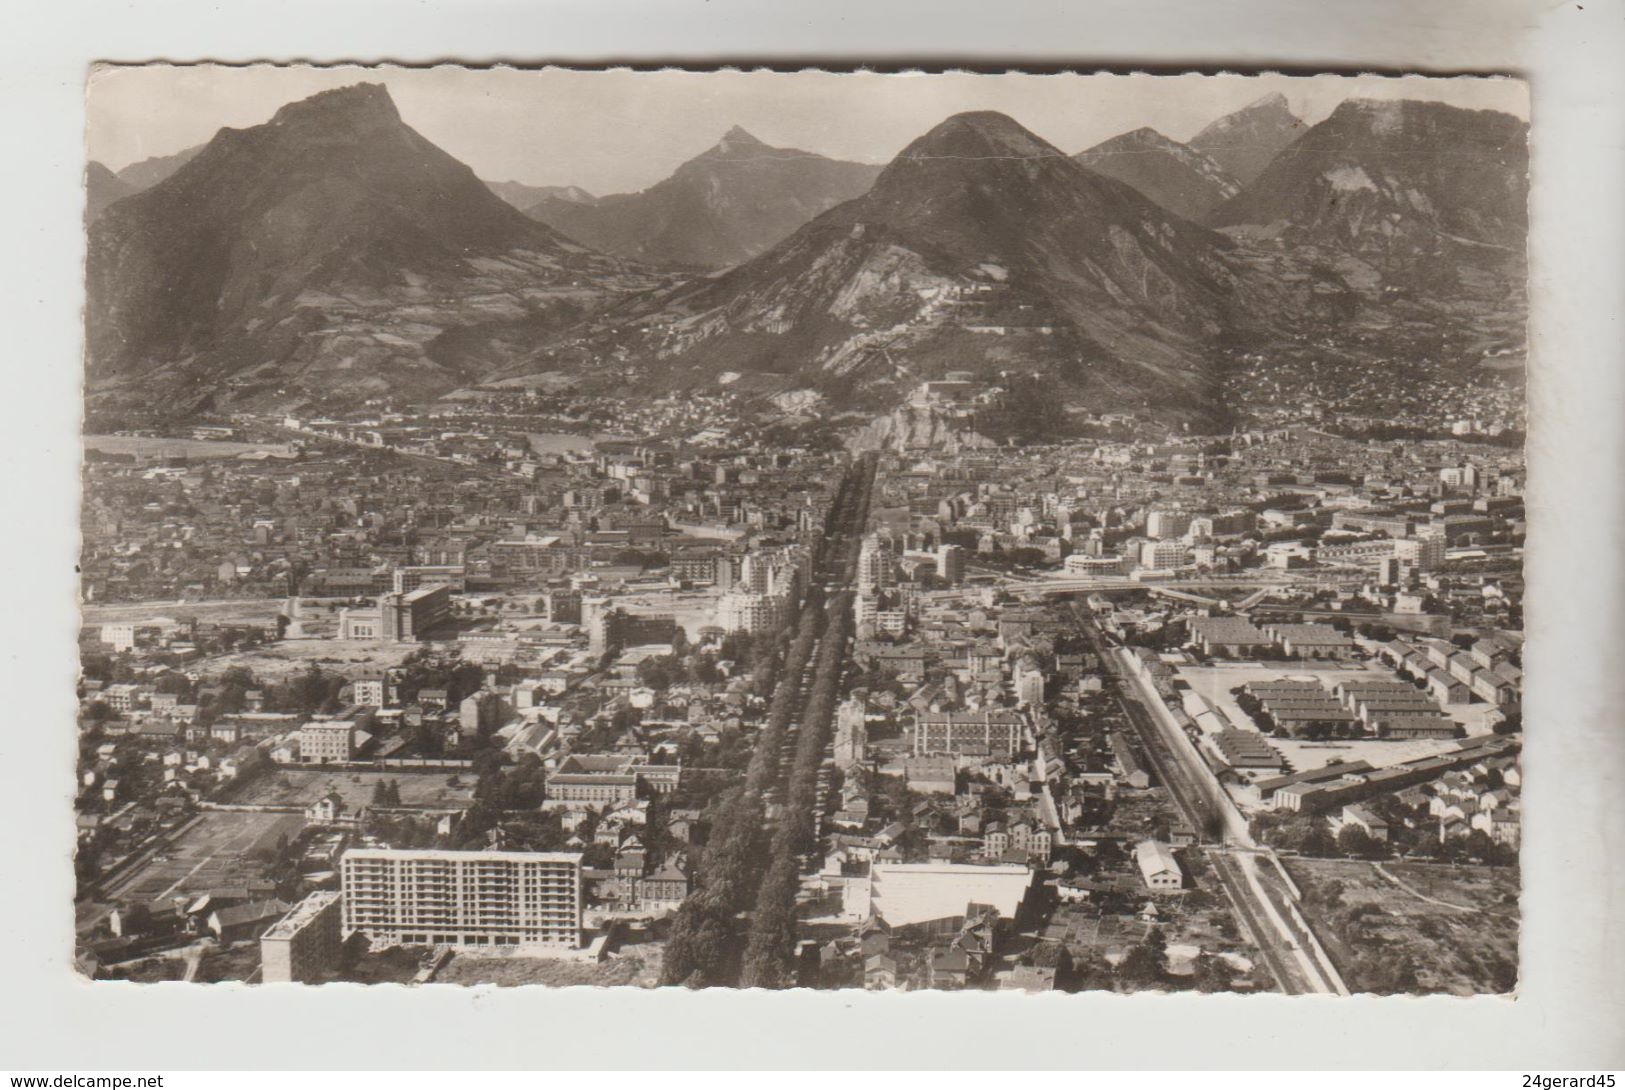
(1252, 809, 1519, 867)
(737, 458, 876, 986)
(660, 456, 876, 988)
(659, 597, 827, 987)
(740, 591, 855, 987)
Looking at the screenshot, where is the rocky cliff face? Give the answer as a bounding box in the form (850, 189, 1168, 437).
(1210, 98, 1528, 256)
(1188, 92, 1305, 185)
(845, 403, 995, 453)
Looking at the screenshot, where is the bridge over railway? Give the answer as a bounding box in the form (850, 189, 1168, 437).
(918, 575, 1294, 605)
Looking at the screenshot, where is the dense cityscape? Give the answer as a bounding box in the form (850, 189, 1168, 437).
(76, 375, 1523, 993)
(74, 71, 1527, 994)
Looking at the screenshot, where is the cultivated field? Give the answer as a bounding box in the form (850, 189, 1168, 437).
(100, 810, 305, 907)
(233, 768, 477, 811)
(1284, 857, 1519, 995)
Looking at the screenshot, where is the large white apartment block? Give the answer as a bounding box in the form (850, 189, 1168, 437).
(1138, 538, 1187, 571)
(1394, 534, 1446, 572)
(350, 676, 387, 708)
(857, 534, 896, 595)
(341, 848, 583, 951)
(716, 590, 785, 634)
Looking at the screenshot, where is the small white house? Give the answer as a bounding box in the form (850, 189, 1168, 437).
(1135, 839, 1184, 891)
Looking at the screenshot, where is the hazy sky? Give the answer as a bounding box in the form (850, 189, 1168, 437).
(87, 65, 1529, 196)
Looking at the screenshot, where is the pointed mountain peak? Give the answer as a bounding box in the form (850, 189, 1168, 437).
(1200, 91, 1298, 134)
(901, 111, 1058, 160)
(688, 125, 778, 165)
(268, 82, 401, 130)
(1191, 92, 1306, 184)
(718, 125, 766, 149)
(1085, 126, 1175, 152)
(1074, 126, 1239, 221)
(1244, 91, 1294, 115)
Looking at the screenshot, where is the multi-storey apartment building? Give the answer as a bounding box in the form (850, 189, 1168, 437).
(341, 849, 583, 951)
(857, 534, 896, 595)
(716, 590, 785, 635)
(260, 890, 344, 983)
(297, 721, 355, 764)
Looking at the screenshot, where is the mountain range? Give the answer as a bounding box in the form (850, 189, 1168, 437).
(86, 83, 667, 413)
(523, 111, 1257, 422)
(83, 82, 1529, 428)
(522, 127, 884, 269)
(1074, 127, 1240, 222)
(1210, 98, 1527, 255)
(485, 180, 597, 210)
(86, 145, 205, 223)
(113, 144, 205, 193)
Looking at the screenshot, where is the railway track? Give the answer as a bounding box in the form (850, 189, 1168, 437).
(1066, 601, 1335, 995)
(1209, 851, 1316, 995)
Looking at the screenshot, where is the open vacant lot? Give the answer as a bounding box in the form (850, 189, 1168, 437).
(194, 637, 425, 683)
(437, 946, 663, 988)
(234, 767, 477, 811)
(82, 598, 287, 627)
(195, 942, 264, 983)
(101, 810, 305, 908)
(84, 435, 289, 460)
(1284, 857, 1519, 995)
(196, 637, 417, 682)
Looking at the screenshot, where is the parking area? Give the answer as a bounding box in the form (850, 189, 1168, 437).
(1268, 736, 1461, 774)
